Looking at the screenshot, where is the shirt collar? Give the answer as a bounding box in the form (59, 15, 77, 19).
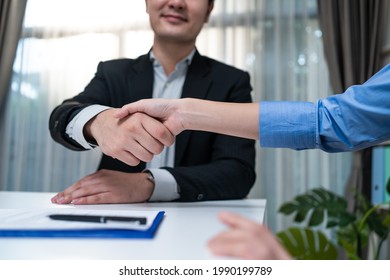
(149, 49, 196, 68)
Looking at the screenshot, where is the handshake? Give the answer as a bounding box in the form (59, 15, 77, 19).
(90, 98, 259, 166)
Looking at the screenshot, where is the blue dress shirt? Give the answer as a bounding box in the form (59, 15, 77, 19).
(260, 64, 390, 152)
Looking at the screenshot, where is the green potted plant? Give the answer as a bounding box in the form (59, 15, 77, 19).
(276, 186, 390, 259)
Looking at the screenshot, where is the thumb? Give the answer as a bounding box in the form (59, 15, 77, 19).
(113, 103, 140, 119)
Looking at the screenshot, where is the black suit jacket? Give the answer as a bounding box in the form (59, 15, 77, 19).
(49, 51, 256, 201)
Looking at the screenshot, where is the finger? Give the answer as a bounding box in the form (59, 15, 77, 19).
(218, 211, 258, 230)
(71, 192, 109, 205)
(67, 185, 106, 204)
(115, 149, 143, 166)
(102, 137, 154, 165)
(140, 117, 175, 147)
(51, 193, 61, 203)
(100, 139, 144, 166)
(113, 108, 131, 119)
(105, 116, 165, 162)
(114, 103, 142, 119)
(71, 185, 134, 204)
(51, 183, 82, 204)
(52, 173, 105, 204)
(52, 192, 75, 204)
(114, 138, 156, 164)
(134, 132, 165, 156)
(117, 115, 171, 158)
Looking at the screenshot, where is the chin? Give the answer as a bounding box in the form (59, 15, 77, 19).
(158, 32, 194, 42)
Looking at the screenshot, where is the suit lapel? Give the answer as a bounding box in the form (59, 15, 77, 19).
(176, 51, 212, 165)
(126, 53, 154, 103)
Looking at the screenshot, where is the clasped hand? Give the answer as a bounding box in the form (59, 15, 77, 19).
(90, 108, 177, 166)
(97, 98, 184, 165)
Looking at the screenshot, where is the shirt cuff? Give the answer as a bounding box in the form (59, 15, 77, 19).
(146, 168, 180, 201)
(65, 105, 111, 149)
(259, 101, 317, 150)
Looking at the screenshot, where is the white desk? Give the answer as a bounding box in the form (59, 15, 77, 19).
(0, 191, 266, 260)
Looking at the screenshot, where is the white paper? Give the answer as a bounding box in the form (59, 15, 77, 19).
(0, 209, 161, 230)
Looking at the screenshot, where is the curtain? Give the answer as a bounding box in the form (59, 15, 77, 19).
(0, 0, 27, 107)
(201, 0, 352, 231)
(0, 0, 144, 192)
(251, 0, 351, 231)
(0, 0, 353, 233)
(317, 0, 387, 210)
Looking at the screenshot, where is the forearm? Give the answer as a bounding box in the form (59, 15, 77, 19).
(181, 98, 260, 140)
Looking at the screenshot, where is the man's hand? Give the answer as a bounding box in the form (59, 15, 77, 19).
(51, 170, 154, 204)
(114, 99, 185, 136)
(86, 109, 175, 166)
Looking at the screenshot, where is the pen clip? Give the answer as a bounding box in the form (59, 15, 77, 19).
(104, 216, 147, 225)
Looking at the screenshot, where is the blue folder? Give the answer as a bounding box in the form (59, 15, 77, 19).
(0, 211, 165, 239)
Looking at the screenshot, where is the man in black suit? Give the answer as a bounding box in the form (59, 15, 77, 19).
(49, 0, 255, 204)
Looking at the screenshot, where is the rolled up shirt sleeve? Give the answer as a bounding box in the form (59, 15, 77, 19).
(259, 64, 390, 153)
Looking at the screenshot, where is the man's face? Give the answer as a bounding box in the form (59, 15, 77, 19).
(145, 0, 213, 44)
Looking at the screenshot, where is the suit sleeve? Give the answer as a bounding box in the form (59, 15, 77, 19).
(166, 70, 256, 201)
(48, 101, 90, 151)
(48, 61, 116, 151)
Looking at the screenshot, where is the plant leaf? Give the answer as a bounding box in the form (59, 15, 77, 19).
(277, 227, 338, 260)
(279, 202, 299, 215)
(336, 223, 367, 260)
(383, 211, 390, 227)
(278, 187, 355, 228)
(308, 208, 325, 226)
(327, 211, 355, 228)
(365, 209, 390, 239)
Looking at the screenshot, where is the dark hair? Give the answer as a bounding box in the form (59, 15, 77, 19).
(209, 0, 214, 3)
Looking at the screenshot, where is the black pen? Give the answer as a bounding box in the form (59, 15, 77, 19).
(48, 214, 147, 225)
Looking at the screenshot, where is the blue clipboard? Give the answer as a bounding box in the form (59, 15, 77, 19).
(0, 211, 165, 239)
